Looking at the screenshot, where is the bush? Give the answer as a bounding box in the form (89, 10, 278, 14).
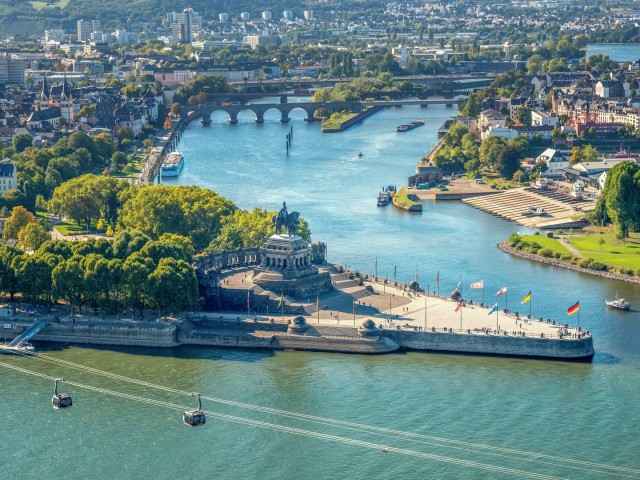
(540, 248, 553, 258)
(579, 258, 593, 268)
(590, 262, 608, 271)
(561, 254, 572, 261)
(554, 252, 562, 259)
(546, 232, 555, 238)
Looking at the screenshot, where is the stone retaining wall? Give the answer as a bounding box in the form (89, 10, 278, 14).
(499, 241, 640, 285)
(387, 329, 594, 360)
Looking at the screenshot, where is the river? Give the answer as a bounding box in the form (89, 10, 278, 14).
(2, 104, 640, 480)
(586, 43, 640, 62)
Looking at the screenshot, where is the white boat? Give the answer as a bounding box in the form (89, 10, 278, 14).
(605, 297, 630, 311)
(161, 151, 184, 178)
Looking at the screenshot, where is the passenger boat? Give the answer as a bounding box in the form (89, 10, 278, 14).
(377, 190, 391, 207)
(160, 151, 185, 178)
(605, 296, 630, 311)
(396, 120, 425, 133)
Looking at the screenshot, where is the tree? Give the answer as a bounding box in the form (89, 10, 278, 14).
(13, 133, 33, 153)
(2, 206, 36, 241)
(0, 245, 20, 300)
(118, 185, 235, 250)
(16, 252, 59, 303)
(17, 222, 50, 251)
(603, 161, 640, 238)
(147, 258, 198, 312)
(52, 257, 85, 309)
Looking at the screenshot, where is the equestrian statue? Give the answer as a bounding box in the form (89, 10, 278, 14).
(273, 202, 300, 236)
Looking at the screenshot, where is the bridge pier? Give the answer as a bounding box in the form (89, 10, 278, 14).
(256, 112, 264, 124)
(280, 111, 290, 123)
(229, 112, 239, 124)
(202, 115, 211, 127)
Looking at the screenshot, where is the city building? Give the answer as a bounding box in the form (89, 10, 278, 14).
(303, 10, 314, 21)
(282, 10, 294, 21)
(531, 110, 559, 127)
(240, 12, 251, 21)
(262, 10, 273, 21)
(244, 34, 281, 51)
(76, 19, 100, 42)
(219, 13, 230, 23)
(0, 54, 25, 85)
(0, 160, 17, 193)
(170, 8, 201, 44)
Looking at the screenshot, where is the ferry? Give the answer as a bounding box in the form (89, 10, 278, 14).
(160, 151, 185, 178)
(605, 297, 631, 311)
(397, 120, 425, 133)
(377, 190, 391, 207)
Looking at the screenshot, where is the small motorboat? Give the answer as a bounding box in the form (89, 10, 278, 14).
(606, 297, 630, 311)
(358, 152, 364, 158)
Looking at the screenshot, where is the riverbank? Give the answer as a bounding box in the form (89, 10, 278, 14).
(499, 240, 640, 285)
(321, 106, 383, 133)
(392, 187, 422, 212)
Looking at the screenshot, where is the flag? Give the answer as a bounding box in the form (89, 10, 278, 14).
(488, 303, 499, 315)
(567, 301, 580, 316)
(521, 291, 532, 304)
(455, 301, 463, 312)
(470, 280, 484, 289)
(496, 287, 508, 297)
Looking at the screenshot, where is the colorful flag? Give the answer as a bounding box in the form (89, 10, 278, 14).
(567, 301, 580, 316)
(521, 291, 532, 304)
(455, 301, 463, 312)
(470, 280, 484, 289)
(488, 303, 499, 315)
(496, 287, 508, 297)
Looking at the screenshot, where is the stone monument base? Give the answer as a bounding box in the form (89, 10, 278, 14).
(253, 234, 332, 299)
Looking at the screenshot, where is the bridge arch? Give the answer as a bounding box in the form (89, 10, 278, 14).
(203, 107, 236, 125)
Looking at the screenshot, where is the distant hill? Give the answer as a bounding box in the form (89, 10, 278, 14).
(0, 0, 313, 35)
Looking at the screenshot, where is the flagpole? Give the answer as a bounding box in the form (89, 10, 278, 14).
(316, 295, 320, 324)
(424, 289, 428, 330)
(436, 271, 440, 297)
(482, 285, 485, 305)
(496, 308, 499, 333)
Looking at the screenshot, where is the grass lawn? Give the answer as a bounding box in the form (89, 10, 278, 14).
(30, 0, 69, 10)
(568, 232, 640, 270)
(516, 234, 572, 257)
(54, 221, 89, 236)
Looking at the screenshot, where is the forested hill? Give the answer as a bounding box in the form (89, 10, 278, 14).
(0, 0, 313, 35)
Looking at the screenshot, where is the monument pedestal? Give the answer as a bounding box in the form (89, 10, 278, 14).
(253, 234, 332, 299)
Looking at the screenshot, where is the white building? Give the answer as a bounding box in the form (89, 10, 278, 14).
(44, 29, 66, 43)
(481, 126, 519, 141)
(282, 10, 294, 20)
(0, 54, 26, 85)
(531, 110, 559, 127)
(0, 160, 17, 193)
(240, 12, 251, 21)
(303, 10, 314, 21)
(262, 10, 273, 21)
(536, 148, 569, 172)
(219, 13, 230, 23)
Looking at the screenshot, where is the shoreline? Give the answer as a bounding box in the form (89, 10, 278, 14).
(498, 241, 640, 285)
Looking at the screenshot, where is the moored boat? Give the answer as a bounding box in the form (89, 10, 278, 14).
(161, 151, 185, 178)
(377, 190, 391, 207)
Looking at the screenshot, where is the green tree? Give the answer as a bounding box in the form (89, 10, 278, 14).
(118, 185, 235, 250)
(52, 257, 86, 309)
(13, 133, 33, 153)
(17, 222, 50, 251)
(147, 258, 198, 313)
(603, 161, 640, 238)
(2, 206, 36, 241)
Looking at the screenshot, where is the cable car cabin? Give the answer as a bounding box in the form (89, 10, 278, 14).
(183, 393, 206, 427)
(183, 410, 206, 427)
(52, 379, 72, 409)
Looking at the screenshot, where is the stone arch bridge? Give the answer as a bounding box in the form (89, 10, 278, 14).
(199, 101, 362, 125)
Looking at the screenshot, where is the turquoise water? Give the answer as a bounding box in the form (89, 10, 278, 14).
(2, 105, 640, 480)
(586, 43, 640, 62)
